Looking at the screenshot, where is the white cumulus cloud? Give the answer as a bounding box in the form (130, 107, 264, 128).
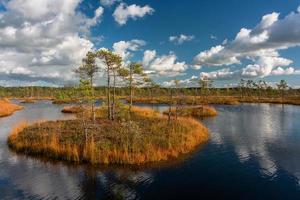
(143, 50, 188, 76)
(113, 3, 154, 25)
(162, 75, 198, 88)
(100, 0, 121, 7)
(271, 67, 300, 75)
(194, 5, 300, 79)
(0, 0, 105, 86)
(200, 68, 237, 80)
(169, 34, 194, 44)
(113, 39, 146, 61)
(142, 50, 156, 66)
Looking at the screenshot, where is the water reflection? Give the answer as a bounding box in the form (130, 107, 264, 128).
(206, 104, 300, 178)
(77, 168, 154, 200)
(0, 101, 300, 199)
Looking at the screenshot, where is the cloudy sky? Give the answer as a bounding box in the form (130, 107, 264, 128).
(1, 0, 300, 87)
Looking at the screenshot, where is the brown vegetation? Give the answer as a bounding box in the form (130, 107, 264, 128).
(61, 106, 84, 113)
(20, 98, 35, 103)
(130, 96, 239, 105)
(238, 97, 300, 105)
(0, 99, 23, 117)
(130, 95, 300, 106)
(52, 99, 76, 104)
(163, 106, 217, 118)
(8, 107, 209, 165)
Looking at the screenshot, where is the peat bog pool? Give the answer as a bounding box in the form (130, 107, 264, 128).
(0, 101, 300, 199)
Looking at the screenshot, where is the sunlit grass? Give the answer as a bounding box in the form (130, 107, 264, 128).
(20, 98, 35, 103)
(61, 105, 84, 113)
(163, 106, 217, 118)
(238, 96, 300, 105)
(0, 99, 23, 117)
(8, 106, 209, 165)
(130, 96, 239, 105)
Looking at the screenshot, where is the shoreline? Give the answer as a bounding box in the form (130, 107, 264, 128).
(4, 96, 300, 106)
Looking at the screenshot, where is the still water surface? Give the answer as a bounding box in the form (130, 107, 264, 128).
(0, 101, 300, 199)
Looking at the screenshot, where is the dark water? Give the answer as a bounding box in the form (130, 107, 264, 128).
(1, 101, 300, 199)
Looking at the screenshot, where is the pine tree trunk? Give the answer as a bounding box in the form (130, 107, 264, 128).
(150, 88, 154, 109)
(112, 70, 116, 120)
(107, 68, 111, 120)
(281, 90, 284, 105)
(90, 77, 95, 123)
(129, 67, 133, 113)
(175, 88, 178, 120)
(194, 87, 198, 105)
(168, 89, 173, 123)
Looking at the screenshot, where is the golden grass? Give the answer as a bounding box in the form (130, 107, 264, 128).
(238, 97, 300, 105)
(0, 100, 23, 117)
(61, 105, 84, 113)
(163, 106, 217, 118)
(131, 96, 239, 105)
(20, 98, 35, 103)
(130, 106, 160, 117)
(8, 107, 209, 165)
(132, 95, 300, 106)
(205, 96, 239, 105)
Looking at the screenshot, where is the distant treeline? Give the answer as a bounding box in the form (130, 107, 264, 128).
(1, 86, 300, 99)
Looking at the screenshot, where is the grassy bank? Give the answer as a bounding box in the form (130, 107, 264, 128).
(163, 106, 217, 118)
(0, 99, 23, 117)
(52, 99, 77, 104)
(130, 96, 239, 105)
(8, 107, 209, 165)
(238, 97, 300, 105)
(130, 96, 300, 106)
(5, 95, 300, 106)
(20, 98, 35, 103)
(61, 105, 84, 113)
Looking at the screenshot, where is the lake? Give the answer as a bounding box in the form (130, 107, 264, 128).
(0, 101, 300, 199)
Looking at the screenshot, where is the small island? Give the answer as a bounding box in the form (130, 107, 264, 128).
(163, 105, 217, 118)
(61, 105, 84, 113)
(8, 106, 209, 164)
(20, 98, 35, 104)
(0, 99, 23, 117)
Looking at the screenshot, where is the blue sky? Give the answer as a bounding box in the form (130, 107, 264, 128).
(0, 0, 300, 87)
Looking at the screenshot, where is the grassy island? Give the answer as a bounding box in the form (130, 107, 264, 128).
(20, 98, 35, 103)
(163, 106, 217, 118)
(0, 99, 23, 117)
(61, 105, 84, 113)
(8, 107, 209, 165)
